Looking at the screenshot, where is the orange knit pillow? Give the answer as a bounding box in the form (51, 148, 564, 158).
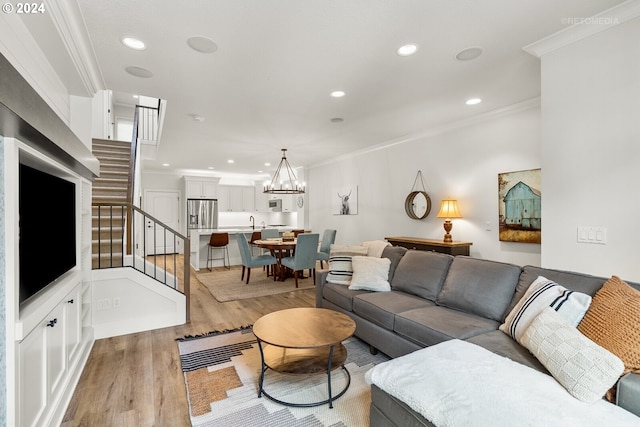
(578, 276, 640, 376)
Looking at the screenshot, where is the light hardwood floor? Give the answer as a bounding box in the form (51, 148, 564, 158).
(61, 256, 315, 427)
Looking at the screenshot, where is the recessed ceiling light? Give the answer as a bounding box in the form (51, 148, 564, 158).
(207, 166, 214, 170)
(466, 98, 482, 105)
(258, 170, 263, 173)
(455, 47, 483, 61)
(162, 163, 170, 167)
(125, 66, 154, 78)
(264, 162, 271, 167)
(330, 117, 344, 123)
(397, 44, 418, 56)
(187, 36, 218, 53)
(133, 94, 139, 99)
(122, 37, 146, 50)
(330, 90, 346, 98)
(227, 159, 235, 164)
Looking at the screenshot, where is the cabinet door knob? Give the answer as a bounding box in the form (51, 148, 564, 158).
(67, 299, 74, 304)
(47, 318, 58, 327)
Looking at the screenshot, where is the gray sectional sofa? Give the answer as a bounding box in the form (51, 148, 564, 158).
(314, 246, 640, 426)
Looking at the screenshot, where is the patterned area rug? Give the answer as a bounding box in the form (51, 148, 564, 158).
(178, 327, 390, 427)
(194, 266, 315, 302)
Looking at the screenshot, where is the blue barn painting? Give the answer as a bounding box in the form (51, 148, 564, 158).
(503, 181, 541, 230)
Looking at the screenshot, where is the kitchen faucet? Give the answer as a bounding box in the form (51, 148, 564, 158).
(250, 215, 255, 229)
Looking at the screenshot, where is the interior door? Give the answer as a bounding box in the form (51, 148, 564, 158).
(144, 190, 180, 255)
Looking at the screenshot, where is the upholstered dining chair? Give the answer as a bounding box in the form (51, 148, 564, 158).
(261, 228, 280, 239)
(316, 229, 337, 268)
(236, 233, 277, 284)
(207, 232, 230, 271)
(281, 233, 319, 288)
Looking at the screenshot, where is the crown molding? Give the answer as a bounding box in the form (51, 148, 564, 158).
(523, 1, 640, 58)
(46, 0, 105, 95)
(309, 97, 541, 170)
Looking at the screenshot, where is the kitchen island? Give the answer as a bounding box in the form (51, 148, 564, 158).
(189, 227, 294, 271)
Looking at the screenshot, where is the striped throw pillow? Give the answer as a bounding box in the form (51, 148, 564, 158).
(499, 276, 592, 345)
(326, 244, 368, 285)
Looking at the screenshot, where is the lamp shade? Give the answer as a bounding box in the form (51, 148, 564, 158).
(436, 199, 462, 219)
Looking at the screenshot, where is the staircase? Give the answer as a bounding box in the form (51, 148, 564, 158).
(91, 139, 132, 268)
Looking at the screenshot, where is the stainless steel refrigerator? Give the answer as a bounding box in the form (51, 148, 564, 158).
(187, 199, 218, 231)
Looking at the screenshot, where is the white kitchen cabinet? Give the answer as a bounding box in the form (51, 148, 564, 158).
(184, 176, 219, 199)
(219, 185, 255, 212)
(242, 186, 255, 212)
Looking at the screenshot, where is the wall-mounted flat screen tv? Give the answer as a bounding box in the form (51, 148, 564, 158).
(19, 162, 77, 307)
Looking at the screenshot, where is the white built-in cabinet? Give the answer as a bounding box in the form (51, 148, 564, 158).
(184, 176, 219, 199)
(18, 285, 83, 427)
(218, 185, 255, 212)
(10, 163, 94, 427)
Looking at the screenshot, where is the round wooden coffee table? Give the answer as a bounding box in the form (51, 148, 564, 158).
(253, 307, 356, 408)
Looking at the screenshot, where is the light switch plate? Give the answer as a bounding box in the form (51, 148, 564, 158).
(577, 226, 607, 244)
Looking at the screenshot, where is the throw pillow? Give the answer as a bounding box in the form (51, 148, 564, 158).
(578, 276, 640, 377)
(360, 240, 391, 258)
(348, 256, 391, 292)
(499, 276, 592, 345)
(326, 244, 368, 285)
(522, 307, 624, 403)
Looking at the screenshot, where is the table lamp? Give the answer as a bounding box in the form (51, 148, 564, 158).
(436, 199, 462, 243)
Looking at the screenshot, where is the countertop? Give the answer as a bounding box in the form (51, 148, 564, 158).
(188, 227, 295, 236)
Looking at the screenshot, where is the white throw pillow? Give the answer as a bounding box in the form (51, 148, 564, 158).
(522, 307, 624, 403)
(326, 244, 368, 285)
(348, 256, 391, 292)
(499, 276, 591, 344)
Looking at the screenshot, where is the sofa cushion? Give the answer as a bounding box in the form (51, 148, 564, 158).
(390, 251, 453, 301)
(499, 276, 591, 345)
(436, 257, 521, 322)
(467, 330, 547, 373)
(349, 256, 391, 292)
(353, 291, 435, 330)
(326, 244, 368, 285)
(321, 283, 369, 311)
(394, 306, 499, 347)
(522, 307, 624, 404)
(381, 245, 408, 283)
(578, 276, 640, 377)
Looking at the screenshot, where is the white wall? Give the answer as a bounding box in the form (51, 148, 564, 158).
(540, 17, 640, 281)
(308, 103, 542, 267)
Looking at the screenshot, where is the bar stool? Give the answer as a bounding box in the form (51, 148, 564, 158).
(207, 232, 230, 271)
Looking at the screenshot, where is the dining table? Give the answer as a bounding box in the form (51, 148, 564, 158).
(253, 238, 297, 282)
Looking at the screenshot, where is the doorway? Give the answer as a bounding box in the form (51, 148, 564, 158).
(144, 190, 180, 255)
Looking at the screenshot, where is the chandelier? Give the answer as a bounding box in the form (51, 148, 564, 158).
(263, 149, 305, 194)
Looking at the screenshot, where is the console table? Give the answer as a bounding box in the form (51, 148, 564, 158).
(385, 236, 472, 256)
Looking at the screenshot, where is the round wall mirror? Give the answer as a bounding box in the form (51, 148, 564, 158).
(405, 191, 431, 220)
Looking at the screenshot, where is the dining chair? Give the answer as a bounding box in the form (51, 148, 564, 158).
(259, 228, 281, 274)
(207, 232, 230, 271)
(249, 231, 262, 256)
(236, 233, 277, 284)
(281, 233, 319, 288)
(316, 229, 337, 269)
(261, 228, 280, 239)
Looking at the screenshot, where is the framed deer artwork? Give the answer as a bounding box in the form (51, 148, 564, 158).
(333, 185, 358, 215)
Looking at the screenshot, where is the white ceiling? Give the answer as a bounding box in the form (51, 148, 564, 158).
(42, 1, 627, 178)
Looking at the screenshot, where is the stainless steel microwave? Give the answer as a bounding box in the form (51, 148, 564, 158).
(268, 199, 282, 211)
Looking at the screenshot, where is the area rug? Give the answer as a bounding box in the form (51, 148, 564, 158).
(194, 266, 315, 302)
(178, 327, 390, 427)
